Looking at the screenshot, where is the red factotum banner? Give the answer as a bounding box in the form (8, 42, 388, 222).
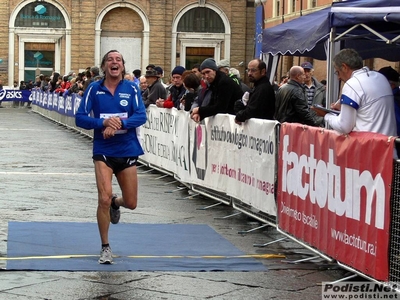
(277, 123, 395, 281)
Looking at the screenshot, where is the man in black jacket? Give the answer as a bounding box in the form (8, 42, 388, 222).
(234, 59, 275, 124)
(191, 58, 243, 122)
(274, 66, 318, 126)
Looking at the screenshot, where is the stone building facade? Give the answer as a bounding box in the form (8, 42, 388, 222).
(0, 0, 256, 86)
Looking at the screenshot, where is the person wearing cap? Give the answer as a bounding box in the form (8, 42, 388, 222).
(146, 64, 155, 71)
(229, 67, 250, 93)
(234, 59, 275, 124)
(217, 59, 242, 86)
(217, 59, 230, 75)
(312, 49, 396, 142)
(301, 61, 326, 126)
(275, 66, 318, 126)
(190, 58, 243, 122)
(154, 66, 169, 89)
(156, 66, 186, 109)
(142, 69, 167, 108)
(378, 66, 400, 154)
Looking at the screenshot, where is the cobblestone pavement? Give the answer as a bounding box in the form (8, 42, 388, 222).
(0, 107, 349, 300)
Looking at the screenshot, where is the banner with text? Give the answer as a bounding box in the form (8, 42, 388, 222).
(277, 123, 394, 280)
(0, 89, 32, 102)
(141, 106, 191, 183)
(188, 114, 278, 216)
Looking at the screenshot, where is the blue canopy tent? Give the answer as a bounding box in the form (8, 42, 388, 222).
(262, 7, 330, 60)
(262, 0, 400, 103)
(262, 0, 400, 60)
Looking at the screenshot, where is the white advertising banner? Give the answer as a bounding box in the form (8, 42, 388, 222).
(188, 115, 278, 216)
(141, 106, 190, 181)
(141, 108, 278, 217)
(226, 118, 278, 216)
(189, 115, 234, 192)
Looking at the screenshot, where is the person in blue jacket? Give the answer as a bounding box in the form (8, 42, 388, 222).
(75, 50, 147, 264)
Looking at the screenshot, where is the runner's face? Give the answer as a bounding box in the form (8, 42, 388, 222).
(104, 52, 124, 79)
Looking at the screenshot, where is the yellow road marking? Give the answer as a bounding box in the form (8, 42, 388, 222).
(0, 253, 285, 260)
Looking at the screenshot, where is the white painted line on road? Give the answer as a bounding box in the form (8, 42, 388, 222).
(0, 172, 152, 176)
(0, 128, 62, 131)
(0, 172, 93, 176)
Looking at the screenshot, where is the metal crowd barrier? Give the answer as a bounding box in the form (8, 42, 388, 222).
(32, 102, 400, 287)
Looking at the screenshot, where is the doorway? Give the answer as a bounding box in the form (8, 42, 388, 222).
(185, 47, 215, 69)
(24, 43, 55, 82)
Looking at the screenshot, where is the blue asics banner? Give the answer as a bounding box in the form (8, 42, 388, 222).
(0, 89, 32, 102)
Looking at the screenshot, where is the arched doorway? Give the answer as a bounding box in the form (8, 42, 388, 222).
(172, 4, 231, 69)
(95, 3, 150, 71)
(9, 0, 71, 85)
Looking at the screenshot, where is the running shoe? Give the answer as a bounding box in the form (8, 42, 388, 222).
(110, 194, 120, 224)
(98, 246, 113, 264)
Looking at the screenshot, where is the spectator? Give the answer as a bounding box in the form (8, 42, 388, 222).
(154, 66, 169, 89)
(68, 77, 83, 95)
(312, 48, 397, 139)
(146, 64, 155, 71)
(81, 70, 92, 92)
(12, 80, 19, 108)
(42, 76, 51, 91)
(190, 58, 243, 122)
(217, 59, 231, 75)
(279, 75, 289, 86)
(301, 61, 326, 126)
(90, 66, 100, 79)
(124, 73, 134, 82)
(132, 69, 141, 86)
(26, 80, 34, 90)
(274, 66, 318, 126)
(55, 75, 71, 95)
(156, 66, 186, 109)
(49, 72, 61, 92)
(234, 59, 276, 124)
(181, 72, 201, 111)
(139, 75, 148, 94)
(229, 67, 250, 93)
(192, 63, 207, 90)
(19, 80, 26, 90)
(142, 69, 167, 108)
(217, 59, 241, 86)
(378, 66, 400, 137)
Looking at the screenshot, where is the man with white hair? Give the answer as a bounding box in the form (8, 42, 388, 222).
(312, 48, 396, 137)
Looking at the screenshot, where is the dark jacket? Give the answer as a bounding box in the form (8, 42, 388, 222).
(234, 76, 275, 122)
(307, 77, 326, 126)
(274, 79, 318, 126)
(143, 79, 167, 108)
(198, 71, 243, 120)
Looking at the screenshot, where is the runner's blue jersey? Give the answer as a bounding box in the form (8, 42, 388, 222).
(75, 79, 147, 157)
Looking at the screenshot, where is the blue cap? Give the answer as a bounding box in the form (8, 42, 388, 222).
(301, 62, 313, 69)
